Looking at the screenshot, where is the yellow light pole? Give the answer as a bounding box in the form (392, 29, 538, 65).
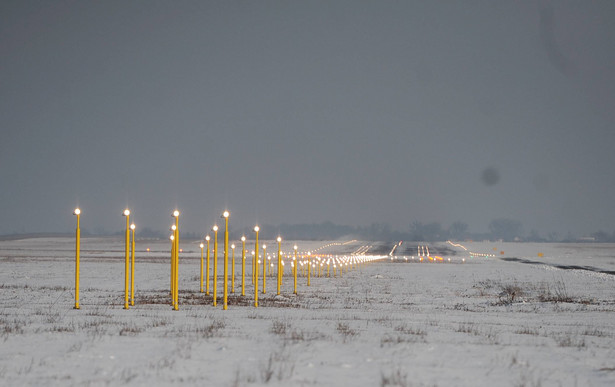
(205, 235, 211, 295)
(254, 226, 259, 307)
(276, 237, 282, 295)
(123, 209, 130, 310)
(212, 225, 218, 307)
(241, 236, 246, 296)
(73, 208, 81, 309)
(222, 211, 230, 310)
(231, 244, 236, 294)
(262, 244, 267, 294)
(293, 245, 298, 295)
(170, 232, 175, 302)
(307, 252, 311, 286)
(199, 242, 204, 293)
(130, 223, 136, 306)
(172, 210, 179, 311)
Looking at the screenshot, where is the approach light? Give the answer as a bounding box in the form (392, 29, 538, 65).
(130, 224, 135, 230)
(222, 211, 230, 218)
(277, 237, 282, 242)
(241, 236, 246, 242)
(123, 209, 130, 216)
(213, 225, 218, 232)
(200, 243, 204, 248)
(254, 226, 260, 232)
(205, 235, 210, 241)
(173, 210, 179, 217)
(74, 208, 81, 215)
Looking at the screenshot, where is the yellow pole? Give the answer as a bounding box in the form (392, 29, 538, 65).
(254, 226, 259, 307)
(200, 242, 204, 293)
(173, 211, 179, 311)
(293, 245, 297, 295)
(222, 211, 229, 310)
(130, 224, 135, 306)
(123, 209, 130, 310)
(74, 208, 81, 309)
(307, 255, 311, 286)
(205, 236, 210, 295)
(213, 225, 218, 307)
(241, 236, 246, 296)
(170, 234, 175, 301)
(231, 244, 235, 294)
(262, 244, 267, 294)
(277, 237, 282, 295)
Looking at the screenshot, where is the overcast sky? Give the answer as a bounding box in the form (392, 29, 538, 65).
(1, 1, 614, 237)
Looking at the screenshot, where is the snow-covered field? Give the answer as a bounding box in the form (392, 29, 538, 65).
(1, 237, 614, 386)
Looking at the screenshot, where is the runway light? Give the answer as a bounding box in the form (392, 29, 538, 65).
(73, 207, 81, 309)
(200, 243, 204, 248)
(130, 223, 135, 230)
(254, 226, 260, 232)
(213, 225, 218, 231)
(123, 209, 130, 310)
(206, 235, 210, 241)
(241, 236, 246, 242)
(222, 211, 230, 218)
(173, 210, 179, 217)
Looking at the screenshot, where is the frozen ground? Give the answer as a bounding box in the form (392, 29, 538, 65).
(1, 237, 615, 386)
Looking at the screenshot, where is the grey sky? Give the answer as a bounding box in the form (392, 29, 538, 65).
(1, 1, 614, 237)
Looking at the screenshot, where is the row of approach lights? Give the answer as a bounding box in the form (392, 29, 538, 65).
(72, 209, 380, 311)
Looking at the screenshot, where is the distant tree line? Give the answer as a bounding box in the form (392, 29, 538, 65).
(83, 219, 615, 243)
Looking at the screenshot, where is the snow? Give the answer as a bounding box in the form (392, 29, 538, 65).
(1, 237, 615, 386)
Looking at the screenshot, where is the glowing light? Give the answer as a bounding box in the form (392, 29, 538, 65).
(294, 245, 298, 250)
(146, 248, 150, 252)
(73, 208, 81, 215)
(254, 226, 260, 232)
(222, 211, 230, 218)
(173, 210, 180, 217)
(171, 224, 176, 231)
(200, 243, 204, 248)
(241, 236, 246, 242)
(213, 225, 218, 231)
(205, 235, 210, 241)
(123, 209, 130, 216)
(231, 244, 235, 249)
(170, 235, 174, 241)
(130, 224, 135, 230)
(277, 236, 282, 242)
